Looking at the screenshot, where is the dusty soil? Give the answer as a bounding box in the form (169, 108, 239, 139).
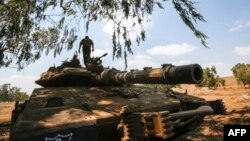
(170, 88, 250, 141)
(0, 76, 249, 141)
(0, 102, 14, 141)
(171, 76, 250, 140)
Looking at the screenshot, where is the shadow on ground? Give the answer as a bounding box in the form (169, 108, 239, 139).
(171, 106, 250, 141)
(0, 121, 10, 141)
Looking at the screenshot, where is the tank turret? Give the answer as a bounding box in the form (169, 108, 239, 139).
(35, 53, 203, 87)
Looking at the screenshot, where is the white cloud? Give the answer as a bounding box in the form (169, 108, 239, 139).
(128, 54, 155, 69)
(229, 25, 243, 32)
(0, 75, 40, 94)
(147, 43, 196, 56)
(104, 42, 109, 48)
(203, 62, 224, 68)
(202, 62, 233, 77)
(102, 16, 152, 42)
(203, 62, 227, 75)
(114, 54, 156, 70)
(171, 60, 192, 66)
(246, 22, 250, 26)
(102, 21, 113, 36)
(234, 46, 250, 56)
(91, 48, 111, 57)
(229, 21, 250, 32)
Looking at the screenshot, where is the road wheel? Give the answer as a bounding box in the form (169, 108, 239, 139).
(207, 99, 227, 114)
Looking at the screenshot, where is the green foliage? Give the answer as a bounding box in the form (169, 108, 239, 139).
(217, 77, 225, 87)
(231, 63, 250, 88)
(0, 83, 29, 102)
(197, 66, 225, 89)
(0, 0, 207, 69)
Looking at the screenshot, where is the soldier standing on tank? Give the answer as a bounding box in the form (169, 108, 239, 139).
(78, 36, 94, 66)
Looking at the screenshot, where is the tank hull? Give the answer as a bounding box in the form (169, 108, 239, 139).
(10, 86, 212, 141)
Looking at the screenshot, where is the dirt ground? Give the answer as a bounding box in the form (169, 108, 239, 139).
(0, 77, 250, 141)
(171, 76, 250, 140)
(171, 87, 250, 141)
(0, 102, 14, 141)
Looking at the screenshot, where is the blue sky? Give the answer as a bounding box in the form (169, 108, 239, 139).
(0, 0, 250, 94)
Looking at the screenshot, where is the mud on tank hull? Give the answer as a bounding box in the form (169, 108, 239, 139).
(10, 86, 214, 141)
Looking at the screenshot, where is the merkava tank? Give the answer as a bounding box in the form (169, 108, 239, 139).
(10, 53, 225, 141)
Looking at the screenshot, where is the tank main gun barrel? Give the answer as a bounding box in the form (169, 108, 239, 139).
(95, 64, 203, 85)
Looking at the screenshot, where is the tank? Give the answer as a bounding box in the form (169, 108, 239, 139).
(9, 53, 226, 141)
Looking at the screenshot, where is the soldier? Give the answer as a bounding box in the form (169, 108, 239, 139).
(78, 36, 94, 66)
(70, 54, 81, 68)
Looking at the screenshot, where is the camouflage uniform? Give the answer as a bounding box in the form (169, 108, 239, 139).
(79, 36, 94, 66)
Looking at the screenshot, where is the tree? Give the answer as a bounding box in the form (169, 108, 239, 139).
(0, 0, 207, 69)
(217, 77, 225, 88)
(231, 63, 250, 88)
(0, 83, 29, 102)
(197, 66, 225, 89)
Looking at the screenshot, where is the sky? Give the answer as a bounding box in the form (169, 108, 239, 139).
(0, 0, 250, 94)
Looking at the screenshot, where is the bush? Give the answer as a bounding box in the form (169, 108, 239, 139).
(0, 84, 29, 102)
(197, 66, 225, 89)
(231, 63, 250, 88)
